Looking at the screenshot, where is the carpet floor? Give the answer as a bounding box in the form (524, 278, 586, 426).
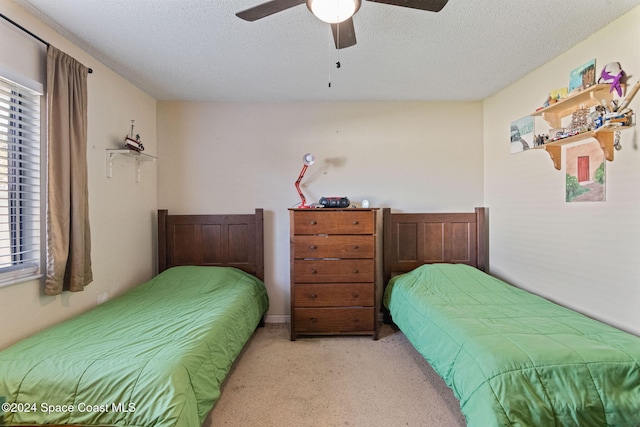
(204, 323, 467, 426)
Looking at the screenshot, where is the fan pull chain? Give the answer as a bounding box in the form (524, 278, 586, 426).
(335, 16, 341, 68)
(329, 23, 341, 88)
(328, 9, 342, 88)
(328, 55, 332, 88)
(328, 38, 332, 87)
(328, 48, 341, 87)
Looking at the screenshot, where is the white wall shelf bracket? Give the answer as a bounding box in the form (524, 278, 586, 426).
(106, 149, 156, 182)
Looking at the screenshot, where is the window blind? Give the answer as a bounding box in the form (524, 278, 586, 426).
(0, 76, 41, 286)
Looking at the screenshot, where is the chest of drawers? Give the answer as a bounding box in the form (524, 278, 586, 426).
(289, 208, 378, 340)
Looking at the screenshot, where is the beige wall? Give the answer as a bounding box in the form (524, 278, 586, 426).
(157, 101, 484, 319)
(483, 7, 640, 334)
(0, 0, 158, 349)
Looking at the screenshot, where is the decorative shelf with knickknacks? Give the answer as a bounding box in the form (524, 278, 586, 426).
(530, 61, 637, 170)
(106, 120, 156, 182)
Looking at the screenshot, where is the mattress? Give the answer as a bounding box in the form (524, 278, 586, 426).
(384, 263, 640, 427)
(0, 265, 269, 427)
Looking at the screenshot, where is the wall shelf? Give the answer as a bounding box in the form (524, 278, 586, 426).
(106, 149, 156, 182)
(533, 128, 618, 170)
(530, 83, 630, 170)
(532, 84, 622, 128)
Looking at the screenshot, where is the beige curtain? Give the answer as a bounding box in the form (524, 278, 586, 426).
(44, 46, 93, 295)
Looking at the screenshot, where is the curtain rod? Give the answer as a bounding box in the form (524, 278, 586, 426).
(0, 13, 93, 74)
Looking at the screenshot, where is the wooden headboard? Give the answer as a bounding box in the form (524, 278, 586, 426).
(158, 209, 264, 281)
(383, 207, 488, 286)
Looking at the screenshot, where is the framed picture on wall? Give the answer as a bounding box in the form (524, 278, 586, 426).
(565, 140, 605, 202)
(510, 116, 534, 154)
(569, 59, 596, 93)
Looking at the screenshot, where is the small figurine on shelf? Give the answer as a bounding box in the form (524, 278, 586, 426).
(589, 105, 606, 130)
(534, 134, 549, 147)
(124, 120, 144, 152)
(598, 62, 625, 97)
(548, 87, 568, 106)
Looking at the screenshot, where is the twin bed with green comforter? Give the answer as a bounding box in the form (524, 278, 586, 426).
(1, 209, 269, 427)
(382, 208, 640, 426)
(385, 263, 640, 426)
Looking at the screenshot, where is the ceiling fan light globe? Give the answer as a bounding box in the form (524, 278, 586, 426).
(307, 0, 360, 24)
(303, 153, 316, 166)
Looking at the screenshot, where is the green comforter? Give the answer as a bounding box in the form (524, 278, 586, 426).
(0, 266, 268, 427)
(384, 263, 640, 427)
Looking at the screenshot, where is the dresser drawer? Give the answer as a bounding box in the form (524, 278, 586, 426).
(293, 259, 374, 283)
(292, 235, 374, 259)
(292, 210, 375, 235)
(294, 283, 374, 307)
(294, 307, 374, 333)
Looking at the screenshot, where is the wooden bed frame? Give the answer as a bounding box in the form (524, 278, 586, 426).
(379, 207, 640, 426)
(0, 210, 267, 427)
(382, 207, 488, 321)
(157, 209, 264, 281)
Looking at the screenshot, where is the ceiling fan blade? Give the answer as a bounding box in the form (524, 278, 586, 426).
(236, 0, 305, 21)
(366, 0, 448, 12)
(331, 18, 357, 49)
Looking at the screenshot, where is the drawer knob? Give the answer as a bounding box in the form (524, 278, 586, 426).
(310, 269, 317, 274)
(310, 220, 317, 225)
(352, 293, 359, 298)
(309, 245, 317, 250)
(310, 293, 318, 299)
(353, 269, 359, 274)
(352, 245, 359, 250)
(310, 317, 318, 323)
(352, 220, 359, 225)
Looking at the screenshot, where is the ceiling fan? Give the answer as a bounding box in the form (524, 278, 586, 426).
(236, 0, 449, 49)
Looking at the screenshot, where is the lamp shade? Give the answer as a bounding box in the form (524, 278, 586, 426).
(306, 0, 361, 24)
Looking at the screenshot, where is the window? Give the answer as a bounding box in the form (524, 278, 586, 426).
(0, 76, 42, 286)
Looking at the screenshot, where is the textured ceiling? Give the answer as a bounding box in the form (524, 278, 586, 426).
(12, 0, 640, 102)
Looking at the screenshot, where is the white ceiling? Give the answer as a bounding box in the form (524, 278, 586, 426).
(12, 0, 640, 102)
